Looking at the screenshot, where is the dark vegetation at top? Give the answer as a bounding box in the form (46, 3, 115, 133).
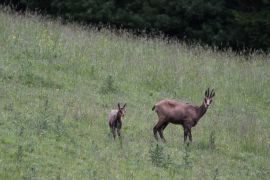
(2, 0, 270, 52)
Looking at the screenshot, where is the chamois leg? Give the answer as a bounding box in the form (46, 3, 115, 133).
(162, 122, 169, 130)
(188, 128, 192, 142)
(111, 127, 116, 139)
(158, 130, 165, 142)
(153, 118, 166, 141)
(153, 126, 159, 141)
(116, 128, 121, 138)
(183, 127, 188, 143)
(158, 122, 169, 142)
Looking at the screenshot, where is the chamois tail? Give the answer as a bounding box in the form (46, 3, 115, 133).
(152, 105, 155, 111)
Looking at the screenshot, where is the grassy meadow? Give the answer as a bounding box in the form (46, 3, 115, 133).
(0, 7, 270, 179)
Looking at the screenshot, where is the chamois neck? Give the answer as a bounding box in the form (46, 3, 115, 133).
(116, 111, 122, 120)
(197, 103, 208, 119)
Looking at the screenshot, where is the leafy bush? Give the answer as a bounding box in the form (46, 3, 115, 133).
(100, 75, 117, 94)
(149, 144, 172, 168)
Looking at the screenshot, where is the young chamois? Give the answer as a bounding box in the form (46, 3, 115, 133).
(108, 103, 126, 139)
(152, 88, 215, 143)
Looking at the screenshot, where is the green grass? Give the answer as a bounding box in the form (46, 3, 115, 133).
(0, 7, 270, 179)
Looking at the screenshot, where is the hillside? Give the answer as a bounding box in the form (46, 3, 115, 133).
(0, 8, 270, 179)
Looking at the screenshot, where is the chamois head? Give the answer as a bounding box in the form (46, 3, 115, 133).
(117, 103, 126, 118)
(203, 88, 215, 108)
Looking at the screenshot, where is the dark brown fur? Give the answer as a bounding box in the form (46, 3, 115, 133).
(108, 103, 126, 139)
(152, 88, 215, 143)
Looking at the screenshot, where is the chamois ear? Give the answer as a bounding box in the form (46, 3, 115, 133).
(123, 103, 127, 109)
(210, 89, 215, 97)
(211, 91, 215, 98)
(205, 88, 210, 97)
(118, 103, 121, 109)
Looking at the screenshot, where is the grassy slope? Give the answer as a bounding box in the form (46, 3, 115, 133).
(0, 8, 270, 179)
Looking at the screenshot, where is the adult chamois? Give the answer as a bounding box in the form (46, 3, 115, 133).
(108, 103, 126, 139)
(152, 88, 215, 143)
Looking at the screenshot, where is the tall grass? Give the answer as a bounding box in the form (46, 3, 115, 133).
(0, 7, 270, 179)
